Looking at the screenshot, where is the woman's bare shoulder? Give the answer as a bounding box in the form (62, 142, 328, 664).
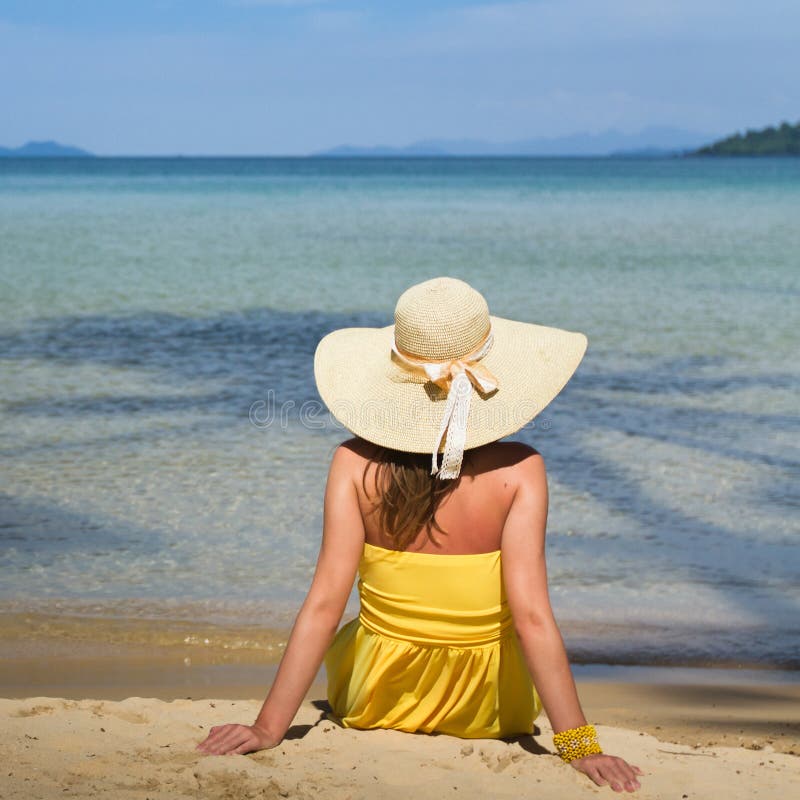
(468, 440, 544, 473)
(329, 437, 378, 474)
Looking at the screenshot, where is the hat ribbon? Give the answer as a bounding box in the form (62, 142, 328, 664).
(390, 328, 497, 479)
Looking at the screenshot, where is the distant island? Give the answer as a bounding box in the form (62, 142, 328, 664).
(0, 140, 94, 157)
(692, 120, 800, 156)
(315, 126, 714, 158)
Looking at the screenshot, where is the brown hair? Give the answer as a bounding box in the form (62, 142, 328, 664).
(362, 446, 461, 550)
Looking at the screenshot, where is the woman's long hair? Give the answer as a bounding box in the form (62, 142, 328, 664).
(362, 446, 460, 550)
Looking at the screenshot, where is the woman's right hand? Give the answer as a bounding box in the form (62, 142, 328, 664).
(195, 722, 280, 756)
(569, 752, 644, 792)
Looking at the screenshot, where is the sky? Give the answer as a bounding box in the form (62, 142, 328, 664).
(1, 1, 798, 155)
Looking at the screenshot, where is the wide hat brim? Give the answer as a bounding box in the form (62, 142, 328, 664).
(314, 315, 588, 454)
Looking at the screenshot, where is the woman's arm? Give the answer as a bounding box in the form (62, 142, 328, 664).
(196, 443, 365, 755)
(501, 449, 643, 793)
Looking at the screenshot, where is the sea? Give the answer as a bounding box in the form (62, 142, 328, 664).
(1, 156, 798, 675)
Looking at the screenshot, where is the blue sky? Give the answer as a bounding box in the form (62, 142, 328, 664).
(1, 1, 797, 154)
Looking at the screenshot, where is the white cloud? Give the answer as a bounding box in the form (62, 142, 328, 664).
(399, 0, 800, 56)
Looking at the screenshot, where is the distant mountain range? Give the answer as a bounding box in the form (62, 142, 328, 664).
(0, 140, 94, 157)
(9, 122, 797, 158)
(315, 126, 717, 157)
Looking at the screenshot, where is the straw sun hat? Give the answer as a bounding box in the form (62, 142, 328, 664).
(314, 277, 588, 479)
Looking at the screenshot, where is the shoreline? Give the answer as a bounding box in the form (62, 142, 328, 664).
(4, 613, 798, 772)
(3, 608, 797, 673)
(1, 640, 798, 757)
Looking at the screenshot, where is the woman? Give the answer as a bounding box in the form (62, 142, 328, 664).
(196, 277, 644, 793)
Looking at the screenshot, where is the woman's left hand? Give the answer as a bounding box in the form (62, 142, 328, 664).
(569, 752, 644, 792)
(195, 723, 279, 756)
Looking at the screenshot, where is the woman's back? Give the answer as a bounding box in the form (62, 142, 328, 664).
(347, 438, 541, 555)
(322, 438, 547, 738)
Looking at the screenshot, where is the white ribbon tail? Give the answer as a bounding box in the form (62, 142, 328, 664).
(430, 371, 473, 479)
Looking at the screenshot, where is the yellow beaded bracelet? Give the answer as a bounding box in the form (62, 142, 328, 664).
(552, 723, 603, 763)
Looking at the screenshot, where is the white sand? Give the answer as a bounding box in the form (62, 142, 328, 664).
(2, 695, 798, 799)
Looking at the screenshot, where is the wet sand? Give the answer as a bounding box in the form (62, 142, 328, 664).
(2, 638, 799, 754)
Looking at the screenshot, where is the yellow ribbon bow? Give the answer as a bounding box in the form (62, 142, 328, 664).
(391, 328, 498, 479)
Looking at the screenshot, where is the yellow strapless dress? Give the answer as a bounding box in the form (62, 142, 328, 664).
(324, 542, 542, 739)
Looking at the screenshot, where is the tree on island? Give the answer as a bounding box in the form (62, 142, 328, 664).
(693, 120, 800, 155)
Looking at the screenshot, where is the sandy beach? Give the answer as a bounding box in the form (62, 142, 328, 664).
(2, 690, 798, 800)
(1, 645, 798, 799)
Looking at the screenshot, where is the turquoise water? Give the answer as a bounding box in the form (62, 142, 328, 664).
(1, 157, 798, 668)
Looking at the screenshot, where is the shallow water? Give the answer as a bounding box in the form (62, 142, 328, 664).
(1, 156, 798, 669)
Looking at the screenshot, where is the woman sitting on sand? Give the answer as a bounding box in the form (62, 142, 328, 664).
(196, 277, 644, 793)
